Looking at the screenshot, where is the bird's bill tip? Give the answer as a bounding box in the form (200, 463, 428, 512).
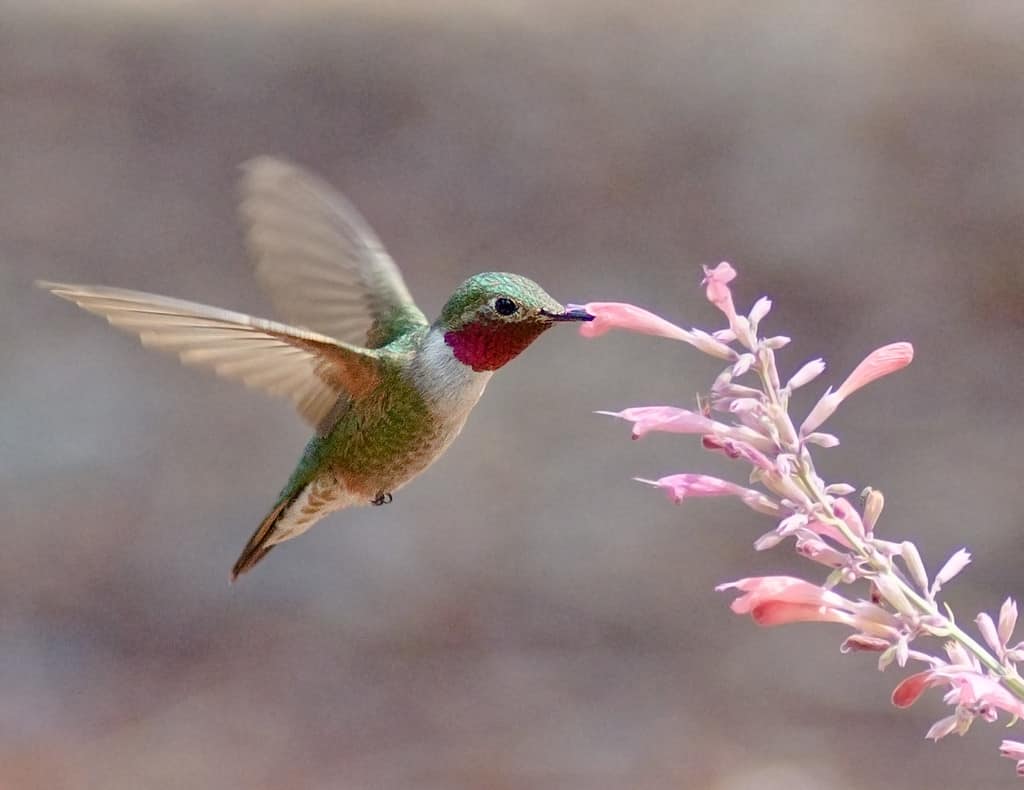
(543, 306, 595, 323)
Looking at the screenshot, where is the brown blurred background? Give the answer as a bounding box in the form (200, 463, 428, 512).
(3, 1, 1024, 788)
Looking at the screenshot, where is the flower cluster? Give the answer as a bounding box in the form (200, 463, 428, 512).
(575, 263, 1024, 778)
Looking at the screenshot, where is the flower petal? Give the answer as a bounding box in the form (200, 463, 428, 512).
(800, 343, 914, 435)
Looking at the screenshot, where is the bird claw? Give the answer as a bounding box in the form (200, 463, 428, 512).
(371, 492, 393, 506)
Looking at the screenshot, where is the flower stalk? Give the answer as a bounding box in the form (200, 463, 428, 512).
(579, 263, 1024, 776)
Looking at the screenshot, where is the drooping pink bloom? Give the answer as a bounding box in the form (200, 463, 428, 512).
(596, 406, 716, 439)
(601, 407, 777, 454)
(717, 576, 898, 636)
(800, 342, 914, 435)
(635, 474, 779, 515)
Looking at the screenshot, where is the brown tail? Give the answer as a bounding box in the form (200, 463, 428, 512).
(230, 492, 298, 581)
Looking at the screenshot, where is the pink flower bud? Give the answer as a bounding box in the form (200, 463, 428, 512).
(999, 598, 1018, 646)
(930, 548, 971, 596)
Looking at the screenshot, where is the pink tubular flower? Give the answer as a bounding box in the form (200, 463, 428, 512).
(572, 301, 735, 360)
(702, 262, 737, 321)
(800, 342, 914, 435)
(717, 576, 898, 636)
(573, 302, 693, 342)
(635, 474, 779, 515)
(596, 406, 716, 439)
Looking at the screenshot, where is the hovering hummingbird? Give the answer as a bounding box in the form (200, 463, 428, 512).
(39, 157, 594, 580)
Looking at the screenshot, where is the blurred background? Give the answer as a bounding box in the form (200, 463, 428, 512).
(3, 1, 1024, 787)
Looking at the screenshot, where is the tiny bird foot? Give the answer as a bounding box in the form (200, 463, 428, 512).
(371, 492, 393, 506)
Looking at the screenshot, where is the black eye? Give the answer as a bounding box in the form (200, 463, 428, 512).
(494, 297, 519, 316)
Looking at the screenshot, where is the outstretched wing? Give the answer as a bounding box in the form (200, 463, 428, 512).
(39, 282, 383, 434)
(238, 157, 428, 349)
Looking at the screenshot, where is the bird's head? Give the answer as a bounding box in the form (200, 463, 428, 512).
(437, 272, 593, 371)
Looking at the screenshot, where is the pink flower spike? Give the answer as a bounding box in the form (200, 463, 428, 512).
(800, 342, 914, 435)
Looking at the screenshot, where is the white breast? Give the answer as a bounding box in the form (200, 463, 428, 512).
(409, 327, 493, 420)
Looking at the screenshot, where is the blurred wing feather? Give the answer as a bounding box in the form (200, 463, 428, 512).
(39, 282, 381, 432)
(239, 157, 428, 348)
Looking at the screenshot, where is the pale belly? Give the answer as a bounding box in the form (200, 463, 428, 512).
(268, 330, 492, 547)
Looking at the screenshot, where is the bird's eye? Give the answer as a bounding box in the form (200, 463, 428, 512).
(494, 297, 519, 316)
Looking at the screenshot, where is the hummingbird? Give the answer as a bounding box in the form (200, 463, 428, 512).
(38, 158, 593, 579)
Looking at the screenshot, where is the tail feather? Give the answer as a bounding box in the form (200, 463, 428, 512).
(231, 492, 298, 581)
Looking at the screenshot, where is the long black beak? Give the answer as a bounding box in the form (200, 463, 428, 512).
(543, 306, 595, 322)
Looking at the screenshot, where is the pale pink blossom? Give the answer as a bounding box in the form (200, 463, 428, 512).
(702, 262, 737, 320)
(702, 262, 756, 347)
(596, 406, 718, 440)
(800, 342, 915, 435)
(635, 474, 779, 515)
